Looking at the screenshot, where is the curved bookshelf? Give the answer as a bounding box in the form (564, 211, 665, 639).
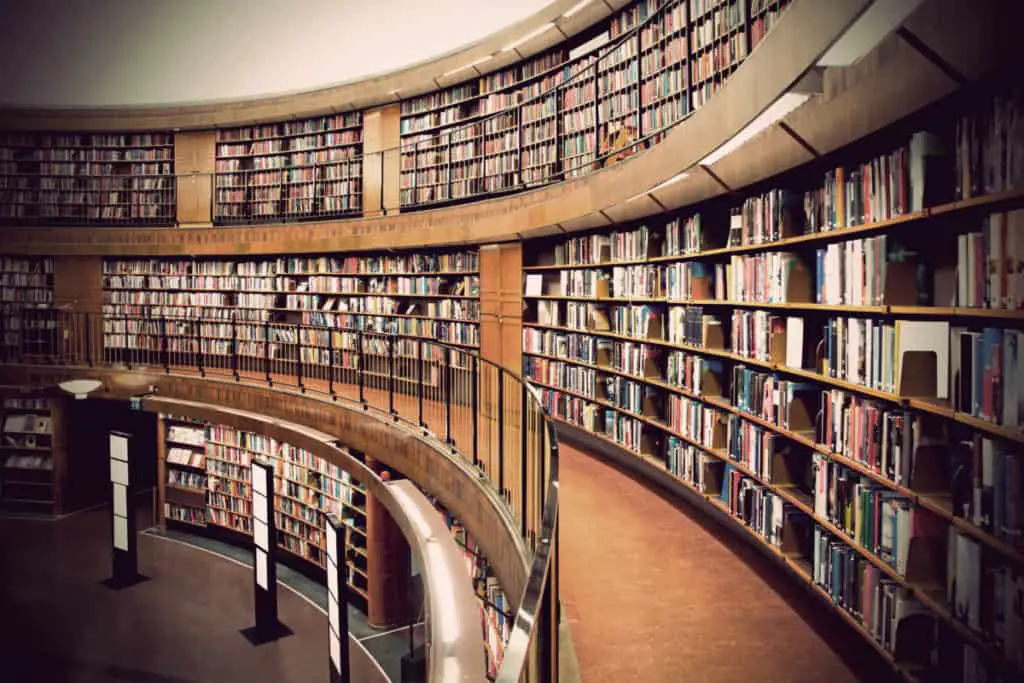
(521, 73, 1024, 683)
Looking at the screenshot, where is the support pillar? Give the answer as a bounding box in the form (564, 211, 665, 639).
(366, 459, 413, 629)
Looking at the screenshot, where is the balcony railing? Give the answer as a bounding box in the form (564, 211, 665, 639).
(0, 307, 560, 683)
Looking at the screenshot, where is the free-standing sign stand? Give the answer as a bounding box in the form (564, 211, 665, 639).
(326, 514, 351, 683)
(102, 430, 147, 589)
(241, 458, 292, 645)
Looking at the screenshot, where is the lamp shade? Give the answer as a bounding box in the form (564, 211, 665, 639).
(58, 379, 102, 400)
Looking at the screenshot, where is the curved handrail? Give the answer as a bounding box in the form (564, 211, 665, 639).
(0, 307, 561, 683)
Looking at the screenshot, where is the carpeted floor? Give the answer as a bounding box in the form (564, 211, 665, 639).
(558, 442, 887, 683)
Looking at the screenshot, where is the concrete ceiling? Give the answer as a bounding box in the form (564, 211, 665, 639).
(0, 0, 557, 108)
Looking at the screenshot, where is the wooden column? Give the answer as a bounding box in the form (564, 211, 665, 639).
(53, 255, 103, 313)
(479, 243, 523, 374)
(362, 105, 401, 217)
(365, 458, 413, 629)
(53, 255, 104, 363)
(174, 130, 216, 227)
(156, 414, 166, 530)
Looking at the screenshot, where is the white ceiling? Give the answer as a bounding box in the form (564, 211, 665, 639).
(0, 0, 557, 108)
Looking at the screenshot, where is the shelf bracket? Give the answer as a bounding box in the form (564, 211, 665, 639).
(778, 121, 819, 159)
(698, 164, 733, 194)
(895, 27, 967, 86)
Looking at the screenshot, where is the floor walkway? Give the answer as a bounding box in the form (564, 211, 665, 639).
(559, 442, 885, 683)
(0, 497, 387, 683)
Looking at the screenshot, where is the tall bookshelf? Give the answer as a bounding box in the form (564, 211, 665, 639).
(160, 415, 370, 609)
(0, 394, 64, 514)
(522, 81, 1024, 682)
(0, 256, 56, 361)
(214, 112, 363, 224)
(400, 49, 570, 206)
(399, 0, 788, 209)
(100, 249, 480, 381)
(0, 132, 175, 225)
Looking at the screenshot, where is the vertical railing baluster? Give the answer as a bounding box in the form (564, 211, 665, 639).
(264, 320, 272, 385)
(357, 330, 365, 407)
(123, 316, 131, 370)
(472, 354, 479, 467)
(160, 316, 169, 373)
(195, 316, 204, 377)
(497, 367, 505, 500)
(520, 383, 528, 539)
(388, 334, 397, 420)
(295, 323, 304, 393)
(231, 314, 240, 381)
(85, 312, 94, 367)
(418, 339, 426, 432)
(445, 345, 454, 450)
(327, 326, 336, 400)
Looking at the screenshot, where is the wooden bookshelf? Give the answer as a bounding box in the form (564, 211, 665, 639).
(397, 0, 790, 210)
(0, 256, 56, 361)
(522, 81, 1024, 682)
(159, 415, 371, 608)
(0, 132, 175, 225)
(99, 249, 481, 377)
(0, 393, 65, 514)
(214, 112, 363, 224)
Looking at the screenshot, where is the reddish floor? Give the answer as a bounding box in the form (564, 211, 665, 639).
(559, 442, 880, 683)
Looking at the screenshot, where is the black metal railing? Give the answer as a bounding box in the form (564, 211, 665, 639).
(0, 307, 560, 683)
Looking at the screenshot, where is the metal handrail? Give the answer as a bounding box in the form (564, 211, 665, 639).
(0, 307, 560, 683)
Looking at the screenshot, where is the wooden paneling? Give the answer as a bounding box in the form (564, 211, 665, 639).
(53, 255, 103, 311)
(480, 243, 523, 375)
(361, 105, 402, 217)
(177, 174, 214, 227)
(175, 130, 216, 227)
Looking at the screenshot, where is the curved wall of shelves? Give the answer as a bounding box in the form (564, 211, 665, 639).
(0, 0, 1013, 256)
(518, 46, 1024, 681)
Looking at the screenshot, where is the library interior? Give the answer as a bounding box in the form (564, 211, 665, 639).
(0, 0, 1022, 682)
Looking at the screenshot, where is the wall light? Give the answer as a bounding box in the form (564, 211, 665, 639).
(58, 379, 103, 400)
(817, 0, 926, 66)
(502, 23, 555, 52)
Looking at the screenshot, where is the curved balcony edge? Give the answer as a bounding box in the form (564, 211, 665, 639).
(0, 0, 872, 255)
(0, 359, 558, 682)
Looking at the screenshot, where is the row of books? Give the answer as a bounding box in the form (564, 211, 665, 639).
(103, 252, 478, 277)
(541, 380, 1023, 673)
(214, 114, 362, 142)
(399, 0, 776, 207)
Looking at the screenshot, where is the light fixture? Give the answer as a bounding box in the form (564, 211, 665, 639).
(502, 23, 555, 52)
(442, 55, 493, 77)
(699, 92, 811, 167)
(817, 0, 926, 67)
(562, 0, 595, 18)
(58, 379, 102, 400)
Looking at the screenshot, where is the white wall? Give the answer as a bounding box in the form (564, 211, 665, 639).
(0, 0, 555, 108)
